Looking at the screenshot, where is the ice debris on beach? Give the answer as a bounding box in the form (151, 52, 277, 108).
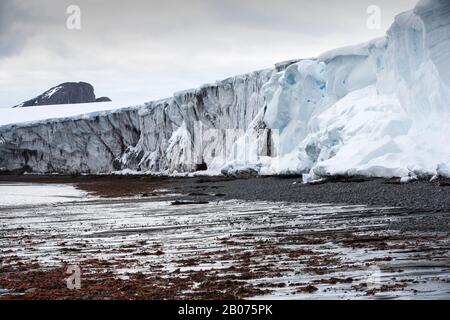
(0, 0, 449, 181)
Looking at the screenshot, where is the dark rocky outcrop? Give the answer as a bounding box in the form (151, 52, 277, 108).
(13, 82, 111, 108)
(95, 97, 112, 103)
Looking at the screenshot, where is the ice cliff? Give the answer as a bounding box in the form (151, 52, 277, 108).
(0, 70, 272, 174)
(1, 0, 449, 180)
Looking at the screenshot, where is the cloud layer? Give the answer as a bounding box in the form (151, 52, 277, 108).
(0, 0, 417, 107)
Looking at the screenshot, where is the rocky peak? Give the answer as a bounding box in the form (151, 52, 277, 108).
(13, 82, 111, 108)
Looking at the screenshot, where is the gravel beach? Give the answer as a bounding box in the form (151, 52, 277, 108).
(1, 175, 450, 211)
(176, 176, 450, 212)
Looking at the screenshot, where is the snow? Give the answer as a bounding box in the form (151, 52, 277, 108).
(0, 102, 129, 127)
(43, 86, 62, 99)
(435, 162, 450, 179)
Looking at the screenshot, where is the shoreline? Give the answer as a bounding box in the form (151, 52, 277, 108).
(1, 175, 449, 300)
(1, 174, 450, 211)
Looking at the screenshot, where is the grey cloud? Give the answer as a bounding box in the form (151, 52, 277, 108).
(0, 0, 63, 57)
(0, 0, 26, 56)
(0, 0, 418, 58)
(0, 0, 418, 107)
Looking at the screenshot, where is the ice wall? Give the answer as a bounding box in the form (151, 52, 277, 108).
(226, 0, 450, 180)
(0, 70, 272, 174)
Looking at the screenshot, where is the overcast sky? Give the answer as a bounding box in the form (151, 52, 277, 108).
(0, 0, 417, 107)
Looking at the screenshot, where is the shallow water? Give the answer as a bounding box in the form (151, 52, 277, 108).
(0, 183, 89, 208)
(0, 183, 449, 299)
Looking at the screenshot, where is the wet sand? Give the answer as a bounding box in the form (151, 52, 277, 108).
(0, 175, 449, 300)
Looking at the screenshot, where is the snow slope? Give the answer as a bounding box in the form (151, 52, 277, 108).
(0, 102, 124, 127)
(0, 0, 449, 180)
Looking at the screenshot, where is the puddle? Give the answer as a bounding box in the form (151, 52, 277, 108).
(0, 183, 90, 208)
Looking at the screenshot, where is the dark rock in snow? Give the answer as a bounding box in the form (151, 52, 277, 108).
(95, 97, 112, 103)
(13, 82, 111, 108)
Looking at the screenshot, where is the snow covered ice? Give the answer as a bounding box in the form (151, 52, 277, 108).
(0, 0, 449, 181)
(0, 101, 125, 127)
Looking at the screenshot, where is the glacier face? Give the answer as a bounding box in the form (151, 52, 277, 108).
(225, 0, 450, 181)
(0, 69, 273, 174)
(0, 0, 449, 179)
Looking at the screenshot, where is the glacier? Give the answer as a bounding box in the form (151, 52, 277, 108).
(0, 0, 449, 181)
